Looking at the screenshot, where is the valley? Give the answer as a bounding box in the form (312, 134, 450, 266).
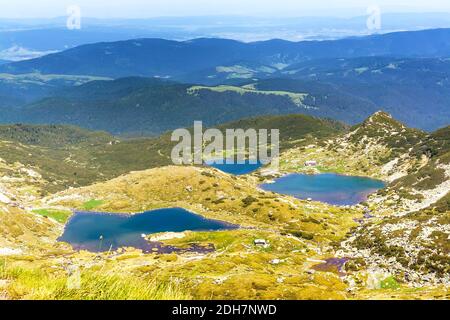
(0, 111, 448, 300)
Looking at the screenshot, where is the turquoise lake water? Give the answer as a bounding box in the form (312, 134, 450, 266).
(260, 173, 385, 206)
(59, 208, 238, 253)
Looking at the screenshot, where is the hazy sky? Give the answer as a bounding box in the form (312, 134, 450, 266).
(0, 0, 449, 18)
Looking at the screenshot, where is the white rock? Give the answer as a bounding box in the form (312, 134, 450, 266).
(254, 239, 268, 246)
(270, 259, 281, 265)
(149, 232, 186, 242)
(0, 193, 11, 204)
(0, 247, 22, 256)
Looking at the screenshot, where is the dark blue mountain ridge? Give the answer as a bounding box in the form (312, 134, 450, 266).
(2, 28, 450, 78)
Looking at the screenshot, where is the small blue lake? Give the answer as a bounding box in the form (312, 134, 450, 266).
(59, 208, 238, 253)
(260, 173, 385, 206)
(205, 159, 262, 175)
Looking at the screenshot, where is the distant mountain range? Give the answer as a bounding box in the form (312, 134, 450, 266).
(2, 29, 450, 79)
(2, 13, 450, 57)
(0, 28, 449, 132)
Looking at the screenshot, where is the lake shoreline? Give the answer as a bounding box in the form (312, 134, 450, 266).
(259, 172, 386, 206)
(58, 208, 239, 253)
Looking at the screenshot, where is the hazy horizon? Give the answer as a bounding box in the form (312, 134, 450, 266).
(2, 12, 450, 20)
(1, 0, 450, 19)
(2, 1, 450, 60)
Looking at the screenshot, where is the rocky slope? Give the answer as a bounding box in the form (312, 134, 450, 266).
(339, 193, 449, 287)
(274, 112, 449, 290)
(279, 111, 427, 180)
(374, 125, 450, 214)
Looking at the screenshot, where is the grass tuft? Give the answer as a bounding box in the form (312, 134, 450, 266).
(0, 263, 190, 300)
(32, 209, 72, 223)
(82, 199, 104, 211)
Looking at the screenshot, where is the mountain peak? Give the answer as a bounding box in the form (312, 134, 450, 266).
(366, 110, 394, 122)
(347, 111, 426, 155)
(359, 111, 404, 131)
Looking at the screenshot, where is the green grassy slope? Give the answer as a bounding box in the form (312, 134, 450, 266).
(0, 124, 113, 148)
(0, 114, 346, 194)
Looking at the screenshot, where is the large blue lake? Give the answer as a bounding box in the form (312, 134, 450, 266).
(260, 173, 385, 206)
(59, 208, 238, 253)
(205, 159, 262, 175)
